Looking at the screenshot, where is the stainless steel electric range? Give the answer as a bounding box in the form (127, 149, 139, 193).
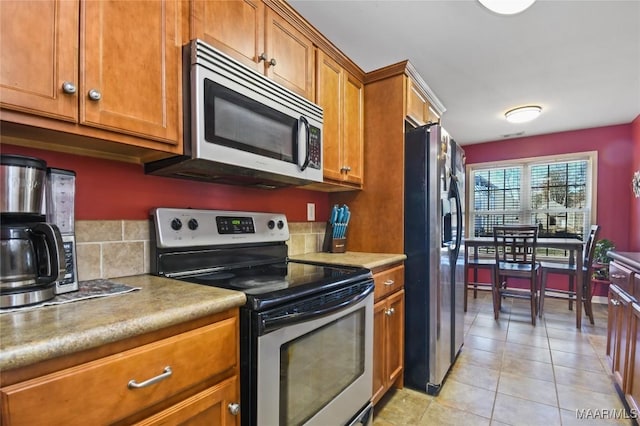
(150, 208, 374, 426)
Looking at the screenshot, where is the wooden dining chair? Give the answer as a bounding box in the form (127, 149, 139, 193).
(492, 225, 540, 325)
(539, 224, 600, 324)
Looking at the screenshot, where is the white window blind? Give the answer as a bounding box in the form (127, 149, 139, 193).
(468, 153, 595, 256)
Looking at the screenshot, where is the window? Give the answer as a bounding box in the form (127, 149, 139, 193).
(468, 152, 596, 256)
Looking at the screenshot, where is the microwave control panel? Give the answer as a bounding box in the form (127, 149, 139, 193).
(308, 126, 321, 169)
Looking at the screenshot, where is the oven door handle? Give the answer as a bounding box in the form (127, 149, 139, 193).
(260, 284, 373, 334)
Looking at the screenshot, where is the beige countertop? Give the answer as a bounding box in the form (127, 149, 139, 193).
(0, 275, 246, 371)
(290, 251, 406, 270)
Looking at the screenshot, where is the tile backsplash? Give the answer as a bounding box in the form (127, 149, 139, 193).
(75, 220, 327, 281)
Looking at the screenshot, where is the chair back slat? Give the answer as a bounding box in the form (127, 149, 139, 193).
(583, 224, 600, 266)
(493, 225, 539, 266)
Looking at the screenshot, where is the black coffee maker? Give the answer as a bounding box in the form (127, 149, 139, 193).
(0, 154, 65, 308)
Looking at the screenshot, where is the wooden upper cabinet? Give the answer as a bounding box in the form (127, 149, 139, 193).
(81, 1, 181, 144)
(190, 0, 265, 72)
(0, 0, 78, 122)
(191, 0, 314, 100)
(316, 50, 363, 187)
(264, 8, 314, 100)
(317, 51, 342, 182)
(342, 72, 364, 185)
(406, 78, 430, 127)
(0, 0, 182, 156)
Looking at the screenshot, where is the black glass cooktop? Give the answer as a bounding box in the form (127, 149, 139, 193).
(178, 261, 372, 311)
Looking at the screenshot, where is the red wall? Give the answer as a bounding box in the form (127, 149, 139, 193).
(631, 115, 640, 251)
(1, 144, 330, 221)
(464, 123, 636, 252)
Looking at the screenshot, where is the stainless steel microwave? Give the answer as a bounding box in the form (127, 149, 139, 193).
(146, 39, 323, 188)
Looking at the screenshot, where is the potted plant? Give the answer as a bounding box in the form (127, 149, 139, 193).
(592, 239, 615, 280)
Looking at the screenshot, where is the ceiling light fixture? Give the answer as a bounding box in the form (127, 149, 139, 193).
(478, 0, 536, 15)
(505, 105, 542, 123)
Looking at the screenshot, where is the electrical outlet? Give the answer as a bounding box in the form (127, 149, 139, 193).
(307, 203, 315, 221)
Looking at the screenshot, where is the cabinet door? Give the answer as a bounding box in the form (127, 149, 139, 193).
(406, 78, 428, 126)
(626, 303, 640, 414)
(191, 0, 264, 72)
(372, 299, 387, 404)
(316, 51, 343, 182)
(342, 71, 364, 185)
(134, 376, 240, 426)
(0, 0, 78, 121)
(607, 285, 632, 388)
(81, 0, 181, 145)
(264, 8, 314, 100)
(386, 289, 405, 386)
(607, 285, 622, 370)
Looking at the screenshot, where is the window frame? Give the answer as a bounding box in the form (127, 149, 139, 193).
(465, 151, 598, 259)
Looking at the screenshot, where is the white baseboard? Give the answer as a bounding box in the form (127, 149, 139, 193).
(592, 295, 608, 305)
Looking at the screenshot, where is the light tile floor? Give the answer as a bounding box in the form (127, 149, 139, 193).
(373, 293, 637, 426)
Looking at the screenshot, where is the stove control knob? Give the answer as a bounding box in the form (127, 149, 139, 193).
(268, 220, 275, 230)
(277, 220, 284, 230)
(170, 218, 182, 231)
(188, 218, 199, 230)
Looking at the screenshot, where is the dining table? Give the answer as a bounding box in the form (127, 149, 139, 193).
(465, 236, 586, 329)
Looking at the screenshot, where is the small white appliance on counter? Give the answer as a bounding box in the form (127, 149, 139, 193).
(46, 168, 79, 294)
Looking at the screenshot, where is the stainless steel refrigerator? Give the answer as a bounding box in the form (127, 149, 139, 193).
(404, 124, 465, 395)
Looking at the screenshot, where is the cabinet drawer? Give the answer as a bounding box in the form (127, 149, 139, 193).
(374, 265, 404, 302)
(610, 262, 634, 296)
(0, 316, 238, 426)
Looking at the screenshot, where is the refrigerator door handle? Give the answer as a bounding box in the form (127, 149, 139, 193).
(450, 177, 463, 260)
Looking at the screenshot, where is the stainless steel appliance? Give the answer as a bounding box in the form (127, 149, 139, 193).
(46, 168, 79, 294)
(151, 208, 373, 426)
(0, 154, 65, 308)
(145, 39, 323, 188)
(403, 124, 465, 395)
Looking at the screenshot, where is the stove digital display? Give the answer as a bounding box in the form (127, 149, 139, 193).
(216, 216, 255, 234)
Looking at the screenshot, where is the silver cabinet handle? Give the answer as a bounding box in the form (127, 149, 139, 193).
(88, 89, 102, 101)
(610, 299, 621, 307)
(228, 402, 240, 416)
(610, 274, 625, 280)
(385, 307, 395, 316)
(258, 53, 276, 67)
(61, 81, 76, 94)
(340, 166, 352, 173)
(127, 366, 172, 389)
(384, 279, 395, 286)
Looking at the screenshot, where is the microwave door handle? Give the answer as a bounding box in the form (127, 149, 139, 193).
(298, 116, 310, 171)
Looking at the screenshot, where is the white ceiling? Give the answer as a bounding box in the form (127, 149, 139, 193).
(288, 0, 640, 145)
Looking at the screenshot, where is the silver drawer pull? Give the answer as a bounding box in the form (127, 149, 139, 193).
(610, 299, 621, 307)
(610, 274, 626, 279)
(385, 307, 395, 316)
(128, 366, 172, 389)
(384, 279, 395, 286)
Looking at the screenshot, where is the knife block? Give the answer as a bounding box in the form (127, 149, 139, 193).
(322, 222, 347, 253)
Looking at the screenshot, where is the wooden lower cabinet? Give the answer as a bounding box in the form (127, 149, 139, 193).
(606, 255, 640, 415)
(372, 264, 405, 405)
(607, 284, 632, 387)
(134, 376, 238, 426)
(626, 303, 640, 415)
(0, 310, 240, 426)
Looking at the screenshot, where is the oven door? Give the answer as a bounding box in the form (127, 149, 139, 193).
(256, 281, 373, 426)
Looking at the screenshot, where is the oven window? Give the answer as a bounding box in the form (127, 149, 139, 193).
(279, 308, 365, 426)
(204, 79, 297, 162)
